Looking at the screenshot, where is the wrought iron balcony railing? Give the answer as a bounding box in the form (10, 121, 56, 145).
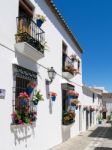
(15, 16, 45, 54)
(63, 54, 75, 75)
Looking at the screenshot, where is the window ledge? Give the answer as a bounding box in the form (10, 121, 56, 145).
(10, 122, 36, 128)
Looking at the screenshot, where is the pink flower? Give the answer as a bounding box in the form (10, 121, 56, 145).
(11, 112, 17, 118)
(67, 90, 79, 96)
(19, 92, 29, 99)
(18, 120, 23, 124)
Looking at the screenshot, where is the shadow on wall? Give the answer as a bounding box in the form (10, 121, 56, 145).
(82, 86, 93, 98)
(45, 79, 53, 114)
(10, 123, 36, 147)
(94, 147, 112, 150)
(61, 124, 74, 142)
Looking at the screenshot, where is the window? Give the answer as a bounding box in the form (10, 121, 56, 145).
(16, 0, 45, 53)
(93, 93, 95, 103)
(12, 65, 37, 125)
(18, 0, 34, 34)
(77, 60, 80, 71)
(62, 83, 77, 125)
(62, 42, 67, 71)
(19, 0, 34, 18)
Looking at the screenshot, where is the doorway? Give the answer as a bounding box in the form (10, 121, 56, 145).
(102, 112, 106, 119)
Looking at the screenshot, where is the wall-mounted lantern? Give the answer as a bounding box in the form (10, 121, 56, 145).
(48, 67, 56, 83)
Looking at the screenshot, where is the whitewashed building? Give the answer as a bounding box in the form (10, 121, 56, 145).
(82, 86, 102, 131)
(0, 0, 84, 150)
(102, 93, 112, 119)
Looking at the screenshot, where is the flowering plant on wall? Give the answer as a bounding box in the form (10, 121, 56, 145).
(63, 110, 76, 125)
(11, 90, 37, 125)
(83, 106, 87, 111)
(66, 65, 77, 75)
(71, 99, 80, 106)
(26, 81, 37, 96)
(67, 90, 79, 98)
(11, 111, 37, 125)
(18, 92, 29, 108)
(48, 92, 57, 101)
(32, 90, 44, 105)
(34, 14, 46, 28)
(34, 14, 46, 22)
(11, 81, 37, 125)
(70, 54, 77, 62)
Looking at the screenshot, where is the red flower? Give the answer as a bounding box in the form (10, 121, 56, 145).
(48, 92, 57, 96)
(67, 90, 79, 96)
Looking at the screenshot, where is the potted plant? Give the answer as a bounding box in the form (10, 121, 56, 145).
(11, 110, 37, 125)
(32, 90, 44, 105)
(48, 92, 57, 101)
(66, 65, 77, 75)
(83, 106, 87, 111)
(71, 99, 80, 106)
(70, 54, 77, 62)
(18, 92, 29, 108)
(34, 14, 46, 28)
(97, 115, 102, 124)
(67, 90, 79, 98)
(63, 110, 75, 125)
(25, 81, 36, 96)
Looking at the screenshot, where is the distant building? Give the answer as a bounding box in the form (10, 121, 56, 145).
(82, 86, 102, 130)
(102, 93, 112, 119)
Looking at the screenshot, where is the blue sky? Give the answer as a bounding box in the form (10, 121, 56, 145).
(53, 0, 112, 92)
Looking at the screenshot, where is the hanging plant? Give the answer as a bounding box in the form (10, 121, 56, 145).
(71, 99, 80, 107)
(48, 92, 57, 101)
(70, 54, 77, 62)
(18, 92, 29, 108)
(34, 14, 46, 28)
(26, 81, 37, 96)
(63, 110, 76, 125)
(67, 90, 79, 98)
(32, 90, 44, 105)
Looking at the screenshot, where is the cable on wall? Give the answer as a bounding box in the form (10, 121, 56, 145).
(0, 42, 84, 89)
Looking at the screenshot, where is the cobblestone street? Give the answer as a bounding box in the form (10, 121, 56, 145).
(50, 123, 112, 150)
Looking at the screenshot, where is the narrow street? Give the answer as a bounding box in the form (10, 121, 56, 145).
(50, 123, 112, 150)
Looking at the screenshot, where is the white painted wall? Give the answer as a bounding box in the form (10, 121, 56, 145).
(82, 86, 100, 131)
(0, 0, 83, 150)
(102, 98, 112, 116)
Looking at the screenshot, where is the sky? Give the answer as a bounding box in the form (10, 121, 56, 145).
(53, 0, 112, 92)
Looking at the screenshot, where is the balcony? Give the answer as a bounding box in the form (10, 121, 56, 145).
(15, 16, 45, 61)
(62, 54, 77, 79)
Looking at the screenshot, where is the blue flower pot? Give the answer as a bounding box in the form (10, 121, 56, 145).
(73, 95, 78, 99)
(26, 86, 33, 96)
(36, 19, 43, 28)
(20, 99, 28, 107)
(51, 96, 56, 101)
(68, 95, 74, 100)
(33, 100, 38, 105)
(75, 106, 78, 110)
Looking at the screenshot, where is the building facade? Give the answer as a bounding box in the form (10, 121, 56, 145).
(102, 93, 112, 119)
(82, 86, 102, 131)
(0, 0, 83, 150)
(0, 0, 102, 150)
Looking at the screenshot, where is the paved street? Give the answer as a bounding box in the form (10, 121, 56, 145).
(49, 123, 112, 150)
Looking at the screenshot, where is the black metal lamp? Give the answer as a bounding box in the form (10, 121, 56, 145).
(48, 67, 56, 82)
